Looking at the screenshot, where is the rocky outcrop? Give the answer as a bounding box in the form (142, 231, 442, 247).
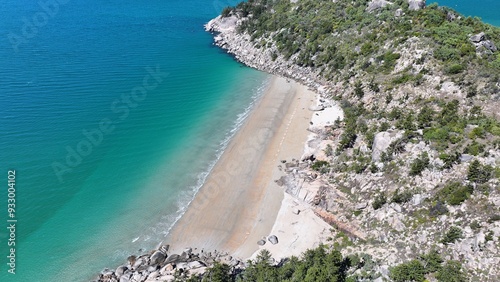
(371, 130, 404, 162)
(366, 0, 392, 12)
(408, 0, 426, 11)
(205, 16, 325, 91)
(470, 32, 498, 52)
(94, 246, 243, 282)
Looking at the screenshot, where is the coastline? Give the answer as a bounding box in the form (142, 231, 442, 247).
(165, 75, 317, 258)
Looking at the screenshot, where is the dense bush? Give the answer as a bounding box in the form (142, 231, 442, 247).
(441, 226, 463, 244)
(437, 181, 473, 205)
(312, 160, 329, 172)
(389, 260, 425, 282)
(438, 152, 460, 169)
(372, 193, 387, 210)
(391, 189, 413, 204)
(409, 152, 430, 176)
(436, 260, 467, 282)
(231, 0, 500, 76)
(467, 159, 493, 183)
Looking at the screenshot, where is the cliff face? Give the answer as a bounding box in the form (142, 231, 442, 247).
(206, 0, 500, 280)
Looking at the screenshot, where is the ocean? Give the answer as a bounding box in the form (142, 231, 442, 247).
(0, 0, 497, 281)
(432, 0, 500, 26)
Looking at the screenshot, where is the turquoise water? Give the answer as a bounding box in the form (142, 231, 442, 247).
(0, 0, 497, 281)
(0, 0, 265, 281)
(432, 0, 500, 26)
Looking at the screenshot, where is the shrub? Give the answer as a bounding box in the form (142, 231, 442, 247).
(423, 127, 449, 141)
(436, 260, 467, 282)
(372, 193, 387, 210)
(437, 181, 473, 205)
(445, 63, 464, 74)
(203, 262, 232, 282)
(391, 189, 413, 204)
(467, 159, 493, 183)
(354, 81, 364, 98)
(409, 152, 430, 176)
(221, 6, 233, 18)
(420, 250, 443, 273)
(389, 260, 426, 282)
(441, 226, 463, 244)
(417, 105, 435, 128)
(464, 141, 485, 156)
(429, 201, 448, 217)
(438, 152, 460, 169)
(311, 160, 329, 172)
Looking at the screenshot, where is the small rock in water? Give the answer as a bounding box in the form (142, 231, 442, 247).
(268, 235, 279, 245)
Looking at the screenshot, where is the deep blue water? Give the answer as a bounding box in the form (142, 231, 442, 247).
(432, 0, 500, 26)
(0, 0, 497, 281)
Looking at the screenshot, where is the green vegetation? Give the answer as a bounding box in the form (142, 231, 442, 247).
(389, 252, 466, 282)
(441, 226, 463, 244)
(436, 181, 473, 205)
(391, 189, 413, 204)
(197, 246, 351, 282)
(312, 160, 329, 173)
(389, 259, 425, 282)
(409, 152, 430, 176)
(229, 0, 500, 79)
(436, 260, 467, 282)
(372, 193, 387, 210)
(467, 159, 493, 183)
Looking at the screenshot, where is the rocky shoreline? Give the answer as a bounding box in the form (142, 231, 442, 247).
(95, 244, 245, 282)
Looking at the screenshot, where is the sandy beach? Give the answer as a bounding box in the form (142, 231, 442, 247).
(166, 75, 319, 258)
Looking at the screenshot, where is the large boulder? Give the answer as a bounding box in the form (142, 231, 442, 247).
(115, 265, 128, 278)
(366, 0, 392, 12)
(371, 130, 404, 162)
(150, 251, 166, 265)
(268, 235, 279, 245)
(470, 32, 486, 43)
(482, 40, 497, 52)
(165, 254, 181, 264)
(408, 0, 426, 11)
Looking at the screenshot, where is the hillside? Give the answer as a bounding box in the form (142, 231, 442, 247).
(204, 0, 500, 281)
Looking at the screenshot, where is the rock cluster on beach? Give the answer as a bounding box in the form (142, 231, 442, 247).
(95, 245, 243, 282)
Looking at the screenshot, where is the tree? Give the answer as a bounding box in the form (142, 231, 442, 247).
(389, 259, 426, 282)
(417, 105, 435, 128)
(467, 159, 493, 183)
(202, 262, 232, 282)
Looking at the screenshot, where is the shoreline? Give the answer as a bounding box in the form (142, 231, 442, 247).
(165, 75, 317, 258)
